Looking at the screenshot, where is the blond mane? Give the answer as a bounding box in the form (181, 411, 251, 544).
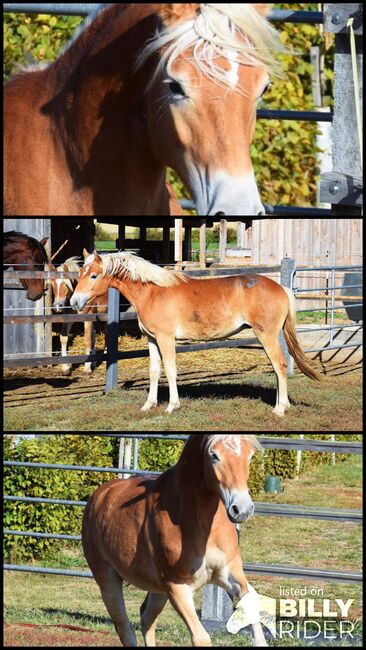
(207, 435, 262, 455)
(101, 252, 188, 288)
(136, 4, 284, 93)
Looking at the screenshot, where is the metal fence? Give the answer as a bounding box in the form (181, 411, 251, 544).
(4, 435, 363, 630)
(4, 258, 362, 391)
(4, 3, 363, 216)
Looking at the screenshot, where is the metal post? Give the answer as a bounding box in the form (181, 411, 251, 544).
(320, 4, 363, 214)
(280, 257, 296, 375)
(105, 287, 120, 393)
(201, 584, 233, 632)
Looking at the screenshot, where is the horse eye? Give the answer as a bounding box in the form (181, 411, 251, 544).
(90, 273, 98, 279)
(210, 452, 220, 463)
(169, 81, 186, 98)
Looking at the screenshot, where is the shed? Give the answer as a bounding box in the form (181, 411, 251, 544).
(4, 218, 95, 357)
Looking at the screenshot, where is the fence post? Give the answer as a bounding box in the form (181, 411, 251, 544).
(280, 257, 296, 375)
(201, 584, 234, 632)
(201, 525, 240, 631)
(105, 287, 120, 393)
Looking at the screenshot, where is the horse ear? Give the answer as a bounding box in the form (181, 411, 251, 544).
(40, 237, 49, 246)
(159, 3, 200, 26)
(249, 4, 272, 18)
(83, 248, 90, 259)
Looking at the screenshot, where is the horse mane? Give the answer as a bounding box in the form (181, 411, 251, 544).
(57, 257, 81, 273)
(101, 252, 188, 288)
(136, 3, 284, 93)
(3, 231, 48, 263)
(206, 435, 262, 455)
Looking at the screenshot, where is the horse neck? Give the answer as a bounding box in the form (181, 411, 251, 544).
(4, 248, 31, 269)
(108, 275, 154, 310)
(168, 436, 221, 522)
(46, 5, 171, 214)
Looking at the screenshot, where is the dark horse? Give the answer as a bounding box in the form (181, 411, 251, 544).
(4, 4, 282, 216)
(83, 435, 267, 646)
(3, 231, 49, 300)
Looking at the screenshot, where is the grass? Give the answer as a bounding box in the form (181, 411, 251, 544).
(4, 456, 362, 646)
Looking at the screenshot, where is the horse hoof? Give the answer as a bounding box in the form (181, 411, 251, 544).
(61, 367, 72, 376)
(165, 403, 180, 414)
(141, 401, 157, 412)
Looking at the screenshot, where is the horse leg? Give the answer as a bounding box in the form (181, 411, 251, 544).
(141, 338, 161, 411)
(140, 592, 168, 646)
(60, 322, 72, 376)
(84, 321, 95, 374)
(155, 334, 180, 414)
(167, 583, 211, 646)
(253, 327, 290, 416)
(225, 554, 268, 647)
(94, 564, 137, 646)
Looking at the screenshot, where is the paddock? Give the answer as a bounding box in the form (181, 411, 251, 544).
(4, 435, 363, 646)
(3, 218, 363, 431)
(3, 335, 362, 431)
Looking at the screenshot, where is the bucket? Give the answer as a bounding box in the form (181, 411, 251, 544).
(264, 476, 282, 494)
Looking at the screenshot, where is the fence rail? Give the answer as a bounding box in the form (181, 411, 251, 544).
(4, 3, 363, 216)
(4, 260, 362, 384)
(4, 436, 363, 586)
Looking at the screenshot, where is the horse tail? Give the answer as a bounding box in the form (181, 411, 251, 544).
(283, 287, 322, 381)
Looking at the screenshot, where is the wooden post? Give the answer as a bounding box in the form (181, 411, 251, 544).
(199, 220, 206, 269)
(219, 219, 227, 264)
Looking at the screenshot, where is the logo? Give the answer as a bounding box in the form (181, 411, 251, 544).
(227, 587, 356, 641)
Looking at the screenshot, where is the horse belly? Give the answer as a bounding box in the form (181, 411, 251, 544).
(176, 316, 250, 341)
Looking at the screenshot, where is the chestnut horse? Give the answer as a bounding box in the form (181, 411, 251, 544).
(3, 231, 49, 300)
(49, 254, 107, 375)
(4, 4, 282, 216)
(71, 251, 321, 416)
(82, 434, 267, 647)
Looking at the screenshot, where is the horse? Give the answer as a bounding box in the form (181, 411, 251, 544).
(82, 434, 267, 647)
(3, 231, 49, 300)
(49, 254, 108, 375)
(70, 251, 321, 416)
(4, 4, 282, 216)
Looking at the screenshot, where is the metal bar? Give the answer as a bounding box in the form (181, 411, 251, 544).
(3, 3, 98, 15)
(295, 264, 362, 271)
(3, 461, 155, 474)
(3, 5, 325, 25)
(259, 437, 362, 454)
(4, 562, 361, 584)
(180, 201, 335, 216)
(255, 503, 362, 523)
(4, 529, 80, 540)
(4, 498, 362, 525)
(4, 564, 93, 578)
(257, 109, 333, 122)
(245, 563, 362, 584)
(269, 10, 324, 25)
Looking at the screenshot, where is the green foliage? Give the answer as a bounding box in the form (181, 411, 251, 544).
(3, 4, 334, 210)
(3, 435, 115, 563)
(138, 438, 184, 472)
(3, 12, 83, 80)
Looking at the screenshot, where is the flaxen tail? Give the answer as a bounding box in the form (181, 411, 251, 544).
(283, 287, 322, 381)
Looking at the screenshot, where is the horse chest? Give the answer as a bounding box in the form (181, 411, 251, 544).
(191, 547, 228, 589)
